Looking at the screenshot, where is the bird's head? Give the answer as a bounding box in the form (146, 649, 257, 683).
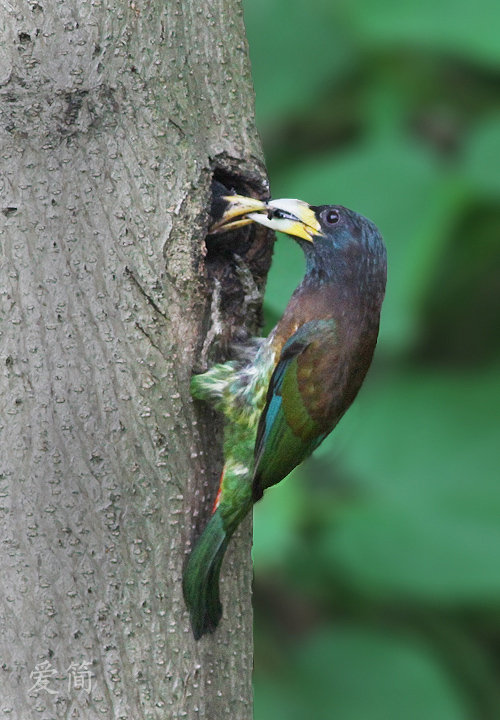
(247, 198, 387, 285)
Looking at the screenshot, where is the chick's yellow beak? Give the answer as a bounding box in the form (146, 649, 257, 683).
(209, 194, 268, 233)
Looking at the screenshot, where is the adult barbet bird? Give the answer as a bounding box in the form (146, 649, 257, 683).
(183, 193, 387, 639)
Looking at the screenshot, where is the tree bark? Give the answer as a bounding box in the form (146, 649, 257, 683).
(0, 2, 270, 718)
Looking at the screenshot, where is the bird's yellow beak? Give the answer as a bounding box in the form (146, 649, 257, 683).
(209, 194, 268, 233)
(247, 198, 322, 243)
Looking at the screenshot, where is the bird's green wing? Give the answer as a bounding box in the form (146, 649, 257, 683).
(252, 319, 337, 498)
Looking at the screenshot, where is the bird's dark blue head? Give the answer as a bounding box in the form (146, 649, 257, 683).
(253, 199, 387, 292)
(307, 204, 386, 283)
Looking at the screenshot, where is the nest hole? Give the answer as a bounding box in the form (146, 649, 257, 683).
(200, 169, 274, 353)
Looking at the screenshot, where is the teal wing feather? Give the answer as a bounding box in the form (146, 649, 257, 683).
(252, 319, 337, 498)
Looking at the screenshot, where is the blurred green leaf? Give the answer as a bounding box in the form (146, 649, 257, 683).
(320, 369, 500, 602)
(253, 474, 304, 567)
(262, 233, 304, 324)
(244, 0, 354, 126)
(464, 114, 500, 197)
(255, 625, 467, 720)
(343, 0, 500, 67)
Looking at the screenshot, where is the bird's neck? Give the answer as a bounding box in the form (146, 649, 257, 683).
(304, 245, 355, 285)
(305, 250, 385, 313)
(273, 251, 382, 344)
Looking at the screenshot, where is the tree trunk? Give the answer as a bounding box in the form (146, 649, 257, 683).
(0, 2, 270, 718)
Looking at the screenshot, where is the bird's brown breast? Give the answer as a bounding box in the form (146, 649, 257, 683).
(272, 283, 380, 428)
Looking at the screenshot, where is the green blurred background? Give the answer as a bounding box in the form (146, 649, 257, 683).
(242, 1, 500, 718)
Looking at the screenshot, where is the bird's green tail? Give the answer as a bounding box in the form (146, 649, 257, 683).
(183, 509, 230, 640)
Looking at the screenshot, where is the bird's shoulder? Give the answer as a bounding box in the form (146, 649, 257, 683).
(270, 283, 339, 355)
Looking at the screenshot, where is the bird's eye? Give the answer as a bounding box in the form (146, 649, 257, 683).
(324, 209, 340, 225)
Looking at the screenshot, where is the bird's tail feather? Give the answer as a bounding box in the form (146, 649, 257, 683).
(183, 509, 230, 640)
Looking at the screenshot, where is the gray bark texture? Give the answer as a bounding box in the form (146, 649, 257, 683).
(0, 1, 271, 718)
